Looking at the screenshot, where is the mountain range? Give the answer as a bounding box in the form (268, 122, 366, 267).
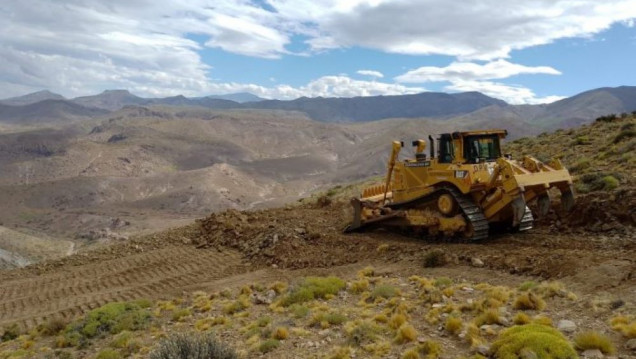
(1, 86, 635, 130)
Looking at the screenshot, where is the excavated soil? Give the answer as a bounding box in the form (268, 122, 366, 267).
(0, 193, 634, 329)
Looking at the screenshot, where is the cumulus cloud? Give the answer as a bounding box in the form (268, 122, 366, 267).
(445, 80, 565, 105)
(395, 60, 561, 83)
(292, 0, 636, 60)
(356, 70, 384, 78)
(0, 1, 634, 102)
(205, 75, 424, 100)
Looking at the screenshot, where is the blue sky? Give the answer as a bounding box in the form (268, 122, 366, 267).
(1, 1, 635, 104)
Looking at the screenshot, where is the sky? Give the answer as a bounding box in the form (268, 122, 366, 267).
(1, 0, 635, 104)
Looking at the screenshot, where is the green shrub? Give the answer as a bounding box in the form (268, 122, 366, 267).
(595, 114, 617, 123)
(574, 331, 615, 354)
(574, 135, 590, 145)
(290, 305, 309, 319)
(346, 321, 382, 346)
(601, 175, 619, 190)
(171, 308, 192, 322)
(311, 312, 348, 327)
(370, 285, 399, 300)
(518, 281, 538, 291)
(570, 158, 591, 173)
(150, 332, 237, 359)
(490, 324, 577, 359)
(281, 276, 345, 306)
(434, 277, 452, 288)
(62, 301, 150, 347)
(96, 349, 122, 359)
(258, 339, 280, 353)
(613, 129, 636, 143)
(1, 323, 20, 341)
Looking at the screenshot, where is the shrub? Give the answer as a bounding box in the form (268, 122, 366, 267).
(1, 323, 20, 341)
(110, 330, 132, 348)
(350, 279, 369, 294)
(357, 266, 375, 277)
(574, 331, 615, 354)
(370, 285, 399, 301)
(96, 349, 122, 359)
(272, 327, 289, 340)
(613, 129, 636, 143)
(258, 339, 280, 353)
(513, 293, 546, 311)
(445, 317, 463, 335)
(310, 312, 347, 328)
(434, 277, 453, 288)
(39, 317, 69, 336)
(570, 158, 591, 173)
(150, 332, 237, 359)
(395, 324, 417, 344)
(423, 249, 446, 268)
(415, 340, 442, 359)
(518, 281, 538, 291)
(574, 135, 590, 145)
(595, 114, 617, 123)
(601, 175, 619, 190)
(513, 313, 531, 325)
(290, 304, 309, 319)
(61, 301, 150, 347)
(171, 308, 192, 322)
(490, 324, 577, 359)
(388, 313, 407, 330)
(345, 321, 382, 346)
(474, 309, 503, 326)
(223, 298, 249, 314)
(281, 276, 345, 306)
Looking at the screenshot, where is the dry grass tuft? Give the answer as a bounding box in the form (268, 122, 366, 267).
(513, 292, 546, 311)
(513, 312, 531, 325)
(445, 317, 463, 335)
(388, 313, 408, 330)
(350, 279, 370, 294)
(272, 327, 289, 340)
(395, 324, 417, 344)
(574, 331, 615, 354)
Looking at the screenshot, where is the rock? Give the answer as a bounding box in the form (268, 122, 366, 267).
(581, 349, 604, 359)
(461, 286, 474, 292)
(417, 336, 427, 343)
(471, 257, 485, 267)
(625, 338, 636, 351)
(557, 319, 577, 333)
(294, 227, 306, 235)
(474, 344, 490, 356)
(519, 348, 538, 359)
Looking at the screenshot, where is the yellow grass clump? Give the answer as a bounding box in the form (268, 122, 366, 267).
(445, 317, 463, 335)
(395, 324, 418, 344)
(574, 331, 615, 354)
(491, 324, 577, 359)
(513, 292, 546, 311)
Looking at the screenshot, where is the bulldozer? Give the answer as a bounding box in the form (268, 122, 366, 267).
(346, 129, 574, 240)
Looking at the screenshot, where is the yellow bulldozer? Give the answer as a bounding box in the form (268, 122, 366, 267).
(346, 129, 574, 240)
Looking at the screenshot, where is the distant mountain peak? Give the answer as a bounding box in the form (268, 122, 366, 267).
(0, 90, 66, 106)
(207, 92, 266, 103)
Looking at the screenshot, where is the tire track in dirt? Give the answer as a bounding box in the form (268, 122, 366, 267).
(0, 246, 244, 329)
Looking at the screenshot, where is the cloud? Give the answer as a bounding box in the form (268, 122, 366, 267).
(1, 1, 633, 102)
(201, 75, 425, 100)
(445, 80, 565, 105)
(395, 60, 561, 83)
(290, 0, 636, 60)
(356, 70, 384, 78)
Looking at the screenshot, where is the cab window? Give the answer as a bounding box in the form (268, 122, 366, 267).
(438, 135, 454, 163)
(463, 135, 500, 163)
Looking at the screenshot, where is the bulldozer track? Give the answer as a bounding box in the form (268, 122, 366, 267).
(0, 246, 244, 329)
(518, 206, 534, 232)
(388, 187, 489, 241)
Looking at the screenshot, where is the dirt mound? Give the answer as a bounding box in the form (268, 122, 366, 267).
(194, 203, 394, 269)
(536, 190, 635, 236)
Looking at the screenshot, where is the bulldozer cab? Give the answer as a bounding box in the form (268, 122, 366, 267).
(437, 130, 506, 165)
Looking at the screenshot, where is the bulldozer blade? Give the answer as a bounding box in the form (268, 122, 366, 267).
(561, 189, 575, 212)
(345, 197, 363, 233)
(511, 196, 527, 228)
(537, 194, 550, 218)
